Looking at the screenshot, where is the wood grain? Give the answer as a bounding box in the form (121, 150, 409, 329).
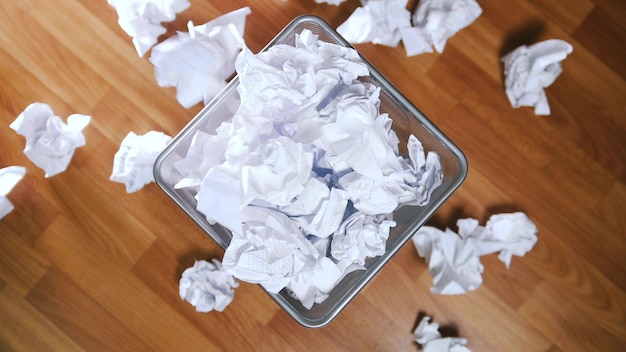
(1, 0, 625, 351)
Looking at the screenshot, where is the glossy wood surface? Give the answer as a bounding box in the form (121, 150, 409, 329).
(1, 0, 625, 351)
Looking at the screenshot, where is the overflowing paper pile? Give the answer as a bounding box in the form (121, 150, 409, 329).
(173, 29, 443, 308)
(337, 0, 482, 56)
(150, 7, 251, 108)
(179, 259, 239, 312)
(108, 0, 190, 57)
(413, 212, 537, 294)
(110, 131, 172, 193)
(10, 103, 90, 178)
(0, 166, 26, 219)
(502, 39, 573, 115)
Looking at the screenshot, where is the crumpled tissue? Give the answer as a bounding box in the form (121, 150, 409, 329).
(502, 39, 573, 115)
(176, 29, 443, 307)
(179, 259, 239, 312)
(0, 166, 26, 219)
(413, 212, 538, 294)
(150, 7, 251, 108)
(10, 103, 90, 178)
(414, 316, 471, 352)
(107, 0, 190, 57)
(110, 131, 172, 193)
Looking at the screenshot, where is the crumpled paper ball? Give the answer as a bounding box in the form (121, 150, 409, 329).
(414, 316, 472, 352)
(501, 39, 573, 115)
(179, 259, 239, 312)
(337, 0, 411, 47)
(330, 212, 396, 265)
(10, 102, 90, 178)
(413, 226, 484, 295)
(458, 212, 538, 268)
(107, 0, 190, 57)
(407, 0, 483, 54)
(413, 212, 538, 294)
(110, 131, 172, 193)
(337, 0, 482, 56)
(0, 166, 26, 219)
(149, 7, 251, 108)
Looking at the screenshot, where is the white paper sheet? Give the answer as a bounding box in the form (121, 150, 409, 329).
(414, 316, 472, 352)
(179, 259, 239, 312)
(10, 103, 90, 178)
(150, 7, 251, 108)
(0, 166, 26, 219)
(110, 131, 172, 193)
(413, 212, 538, 294)
(502, 39, 573, 115)
(108, 0, 190, 57)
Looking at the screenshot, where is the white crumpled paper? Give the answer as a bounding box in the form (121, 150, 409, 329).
(403, 0, 482, 55)
(413, 226, 484, 294)
(110, 131, 172, 193)
(10, 103, 90, 178)
(150, 7, 251, 108)
(414, 316, 471, 352)
(413, 212, 537, 294)
(108, 0, 190, 57)
(179, 259, 239, 312)
(337, 0, 481, 56)
(331, 212, 395, 265)
(502, 39, 573, 115)
(0, 166, 26, 219)
(457, 212, 538, 268)
(337, 0, 411, 47)
(176, 29, 443, 307)
(222, 206, 321, 293)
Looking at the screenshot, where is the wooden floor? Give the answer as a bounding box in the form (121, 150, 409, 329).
(1, 0, 625, 351)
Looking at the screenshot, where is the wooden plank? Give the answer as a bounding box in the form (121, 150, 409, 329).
(0, 226, 50, 296)
(573, 6, 626, 79)
(0, 285, 83, 352)
(0, 1, 110, 113)
(518, 282, 626, 351)
(34, 215, 224, 351)
(26, 268, 152, 352)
